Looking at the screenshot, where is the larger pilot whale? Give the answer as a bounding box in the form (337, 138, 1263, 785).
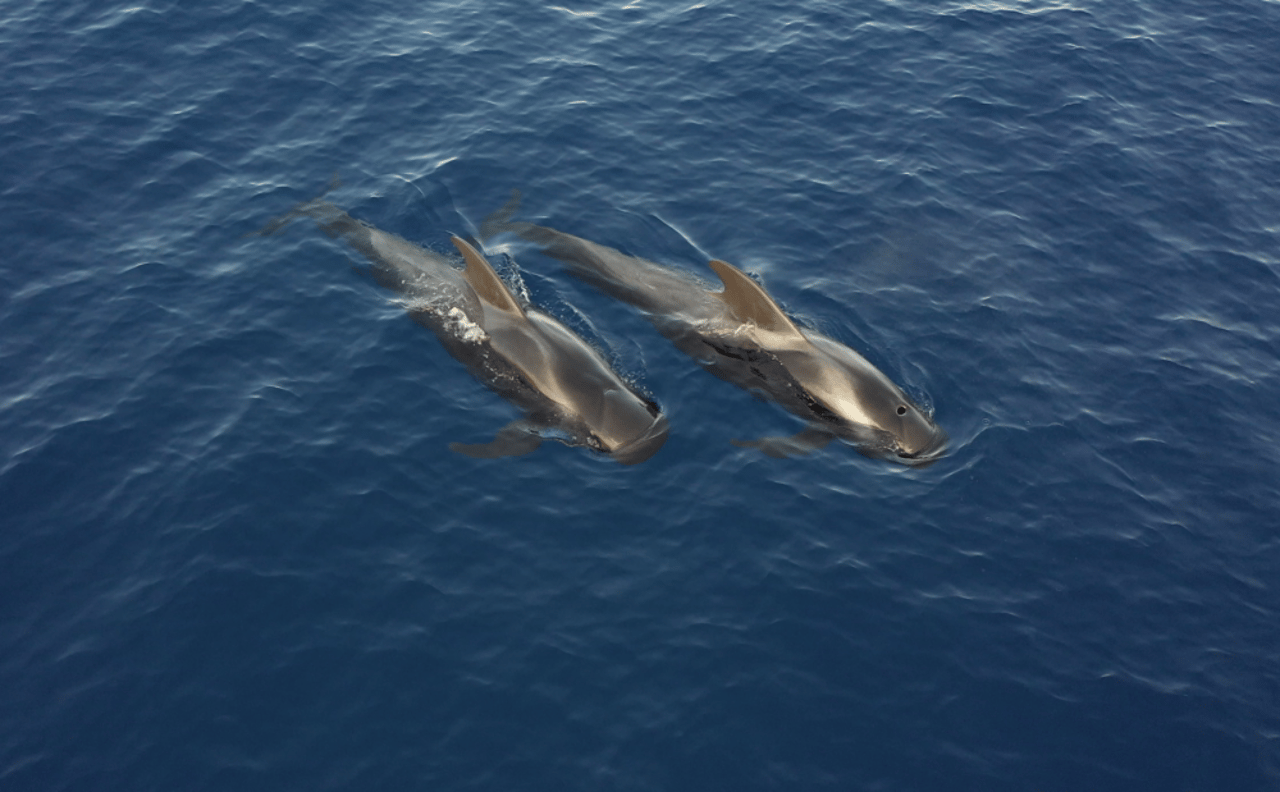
(253, 189, 669, 464)
(481, 192, 946, 465)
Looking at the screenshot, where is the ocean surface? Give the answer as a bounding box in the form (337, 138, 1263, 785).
(3, 0, 1279, 789)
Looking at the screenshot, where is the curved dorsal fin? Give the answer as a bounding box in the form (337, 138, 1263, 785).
(452, 236, 525, 317)
(708, 259, 802, 335)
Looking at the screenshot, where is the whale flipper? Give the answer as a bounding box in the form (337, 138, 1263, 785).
(449, 421, 544, 459)
(731, 425, 835, 458)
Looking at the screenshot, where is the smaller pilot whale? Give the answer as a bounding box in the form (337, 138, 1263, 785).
(253, 188, 669, 464)
(481, 192, 946, 465)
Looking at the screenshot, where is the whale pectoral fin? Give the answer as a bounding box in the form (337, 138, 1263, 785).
(731, 425, 834, 459)
(707, 259, 803, 336)
(448, 421, 543, 459)
(451, 236, 526, 317)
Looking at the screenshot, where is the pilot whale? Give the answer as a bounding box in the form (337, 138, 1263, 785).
(481, 192, 946, 465)
(253, 190, 669, 464)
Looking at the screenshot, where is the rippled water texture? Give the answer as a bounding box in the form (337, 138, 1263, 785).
(3, 0, 1279, 790)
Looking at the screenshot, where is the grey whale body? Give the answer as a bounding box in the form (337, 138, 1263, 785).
(255, 194, 669, 465)
(482, 193, 946, 466)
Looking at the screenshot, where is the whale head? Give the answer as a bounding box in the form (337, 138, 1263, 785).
(589, 390, 671, 465)
(788, 335, 947, 466)
(858, 384, 948, 466)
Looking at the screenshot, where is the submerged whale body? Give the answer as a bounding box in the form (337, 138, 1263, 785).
(254, 189, 669, 465)
(481, 192, 946, 466)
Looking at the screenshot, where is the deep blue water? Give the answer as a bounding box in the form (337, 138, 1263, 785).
(4, 0, 1280, 789)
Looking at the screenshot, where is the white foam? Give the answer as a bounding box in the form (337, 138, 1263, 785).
(446, 307, 488, 344)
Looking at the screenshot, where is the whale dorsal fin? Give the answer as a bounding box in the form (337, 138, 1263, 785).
(452, 236, 525, 317)
(708, 259, 802, 335)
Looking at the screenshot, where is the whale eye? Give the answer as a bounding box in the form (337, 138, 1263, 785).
(897, 405, 907, 416)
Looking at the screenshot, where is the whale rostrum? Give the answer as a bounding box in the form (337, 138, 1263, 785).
(481, 191, 946, 465)
(253, 188, 669, 465)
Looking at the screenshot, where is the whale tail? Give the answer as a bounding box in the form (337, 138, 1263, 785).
(247, 174, 343, 238)
(477, 189, 584, 255)
(477, 188, 523, 242)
